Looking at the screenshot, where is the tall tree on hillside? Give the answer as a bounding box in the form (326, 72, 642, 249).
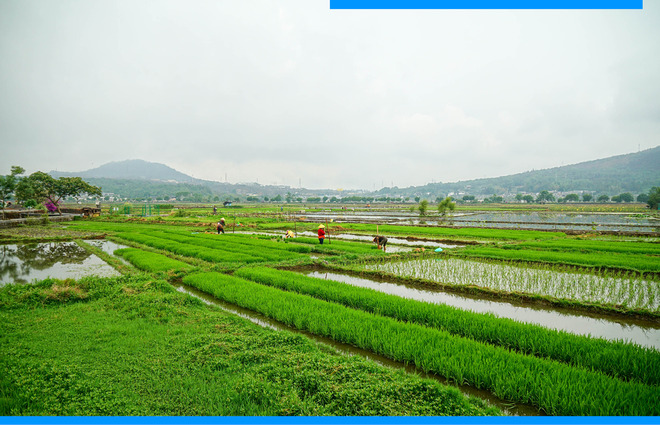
(0, 166, 25, 219)
(16, 172, 101, 216)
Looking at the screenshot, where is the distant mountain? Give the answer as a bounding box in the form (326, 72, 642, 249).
(48, 148, 659, 201)
(50, 159, 198, 183)
(378, 146, 660, 198)
(48, 159, 336, 200)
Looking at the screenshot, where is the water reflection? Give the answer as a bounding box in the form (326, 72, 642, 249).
(0, 242, 120, 285)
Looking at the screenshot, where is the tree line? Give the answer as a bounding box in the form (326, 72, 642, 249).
(0, 166, 101, 218)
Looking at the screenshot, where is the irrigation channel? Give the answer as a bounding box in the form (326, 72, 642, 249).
(299, 267, 660, 350)
(171, 280, 541, 416)
(295, 211, 659, 234)
(0, 241, 121, 285)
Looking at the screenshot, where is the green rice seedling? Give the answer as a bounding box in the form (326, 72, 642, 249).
(292, 237, 386, 256)
(504, 239, 660, 256)
(335, 223, 566, 241)
(454, 246, 660, 274)
(114, 248, 194, 273)
(234, 266, 660, 386)
(115, 232, 262, 264)
(184, 271, 660, 416)
(146, 231, 302, 263)
(363, 258, 659, 312)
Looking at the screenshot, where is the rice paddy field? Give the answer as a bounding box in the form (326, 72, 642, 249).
(1, 204, 659, 416)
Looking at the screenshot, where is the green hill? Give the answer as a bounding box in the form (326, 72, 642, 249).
(380, 146, 660, 198)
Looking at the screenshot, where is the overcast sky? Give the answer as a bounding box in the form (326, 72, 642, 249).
(1, 1, 658, 190)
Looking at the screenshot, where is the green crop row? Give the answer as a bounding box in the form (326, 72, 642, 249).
(336, 223, 566, 241)
(292, 237, 386, 256)
(115, 232, 262, 264)
(183, 272, 659, 416)
(453, 246, 660, 274)
(145, 231, 303, 263)
(502, 239, 660, 256)
(114, 248, 194, 273)
(233, 266, 660, 386)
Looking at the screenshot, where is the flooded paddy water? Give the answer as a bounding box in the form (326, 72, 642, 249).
(0, 241, 121, 285)
(301, 269, 660, 350)
(171, 280, 541, 416)
(296, 211, 659, 234)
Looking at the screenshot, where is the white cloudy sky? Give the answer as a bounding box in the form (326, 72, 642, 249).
(1, 1, 658, 190)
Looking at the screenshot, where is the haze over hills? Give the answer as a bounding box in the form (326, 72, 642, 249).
(49, 147, 660, 200)
(50, 159, 198, 183)
(384, 146, 660, 199)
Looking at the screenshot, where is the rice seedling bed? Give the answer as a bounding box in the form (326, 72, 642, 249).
(453, 246, 660, 275)
(114, 248, 195, 273)
(233, 266, 660, 386)
(500, 239, 660, 255)
(183, 271, 660, 416)
(359, 258, 660, 313)
(335, 223, 567, 241)
(115, 232, 263, 264)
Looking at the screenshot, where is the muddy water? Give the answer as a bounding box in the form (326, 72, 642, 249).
(0, 242, 120, 285)
(171, 281, 540, 416)
(302, 270, 660, 351)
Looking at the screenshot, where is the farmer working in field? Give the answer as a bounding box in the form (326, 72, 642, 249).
(318, 224, 325, 244)
(285, 230, 295, 239)
(373, 235, 388, 252)
(217, 218, 226, 234)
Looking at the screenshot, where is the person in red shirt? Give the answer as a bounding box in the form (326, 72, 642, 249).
(317, 224, 325, 244)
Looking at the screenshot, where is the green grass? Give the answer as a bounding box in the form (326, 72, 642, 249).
(184, 271, 660, 416)
(0, 275, 498, 416)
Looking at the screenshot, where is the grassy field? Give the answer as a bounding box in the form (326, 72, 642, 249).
(0, 275, 498, 416)
(2, 214, 659, 416)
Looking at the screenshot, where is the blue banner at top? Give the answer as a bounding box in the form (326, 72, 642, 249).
(330, 0, 643, 8)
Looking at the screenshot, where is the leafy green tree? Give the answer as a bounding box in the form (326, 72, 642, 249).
(437, 197, 455, 217)
(536, 190, 555, 203)
(272, 194, 283, 202)
(16, 172, 101, 215)
(0, 166, 25, 219)
(418, 199, 429, 216)
(515, 193, 524, 202)
(637, 193, 649, 203)
(462, 195, 475, 202)
(522, 195, 534, 203)
(414, 196, 420, 202)
(582, 193, 593, 202)
(611, 195, 622, 203)
(597, 194, 610, 202)
(618, 192, 634, 203)
(647, 187, 660, 210)
(564, 194, 580, 202)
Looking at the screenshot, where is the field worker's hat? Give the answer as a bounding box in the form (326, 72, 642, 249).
(318, 224, 325, 228)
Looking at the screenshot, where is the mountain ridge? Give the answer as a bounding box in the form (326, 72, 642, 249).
(48, 147, 660, 199)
